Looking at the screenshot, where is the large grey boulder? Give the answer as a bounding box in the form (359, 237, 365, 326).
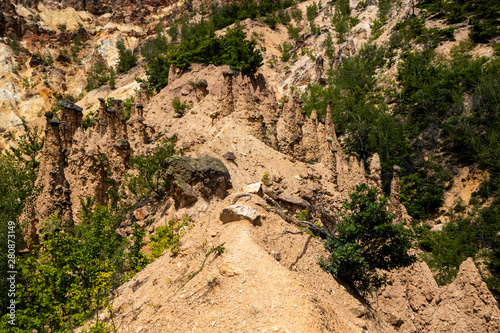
(164, 155, 232, 208)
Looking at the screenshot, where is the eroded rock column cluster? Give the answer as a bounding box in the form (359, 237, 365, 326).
(34, 101, 84, 234)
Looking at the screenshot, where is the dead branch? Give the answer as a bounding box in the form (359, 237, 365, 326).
(263, 196, 333, 239)
(267, 227, 311, 240)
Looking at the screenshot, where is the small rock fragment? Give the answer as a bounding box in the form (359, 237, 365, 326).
(222, 151, 236, 160)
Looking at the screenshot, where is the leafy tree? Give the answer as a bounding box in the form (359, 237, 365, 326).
(419, 0, 499, 43)
(400, 158, 452, 220)
(320, 184, 416, 291)
(145, 54, 171, 92)
(126, 137, 178, 198)
(0, 119, 43, 320)
(3, 199, 127, 332)
(141, 31, 169, 63)
(8, 118, 45, 171)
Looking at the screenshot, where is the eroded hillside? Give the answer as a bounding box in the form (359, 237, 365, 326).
(1, 0, 500, 332)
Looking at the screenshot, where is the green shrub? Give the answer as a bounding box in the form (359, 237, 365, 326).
(279, 41, 293, 62)
(306, 2, 319, 22)
(262, 171, 270, 184)
(5, 199, 128, 331)
(320, 184, 416, 291)
(291, 7, 303, 23)
(378, 0, 392, 19)
(145, 26, 263, 92)
(71, 35, 82, 62)
(287, 24, 300, 40)
(122, 96, 135, 120)
(400, 160, 452, 220)
(172, 96, 191, 117)
(141, 31, 169, 63)
(419, 0, 499, 43)
(126, 138, 178, 198)
(0, 120, 43, 320)
(109, 66, 116, 89)
(130, 222, 149, 272)
(85, 59, 110, 91)
(332, 0, 352, 43)
(6, 34, 20, 55)
(83, 110, 97, 130)
(296, 208, 309, 221)
(150, 216, 190, 257)
(116, 37, 138, 73)
(168, 24, 179, 42)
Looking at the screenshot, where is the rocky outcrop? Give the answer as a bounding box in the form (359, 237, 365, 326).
(372, 258, 500, 332)
(276, 90, 301, 156)
(164, 155, 232, 208)
(220, 70, 236, 117)
(27, 93, 156, 243)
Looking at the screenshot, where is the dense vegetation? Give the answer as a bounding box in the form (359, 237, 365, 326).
(144, 23, 263, 92)
(143, 0, 307, 91)
(0, 133, 188, 330)
(0, 120, 43, 321)
(418, 0, 500, 43)
(301, 1, 500, 298)
(320, 184, 416, 291)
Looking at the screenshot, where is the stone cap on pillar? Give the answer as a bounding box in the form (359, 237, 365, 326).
(57, 100, 83, 113)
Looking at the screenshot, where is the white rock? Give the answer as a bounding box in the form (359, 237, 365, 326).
(220, 205, 261, 224)
(242, 182, 262, 195)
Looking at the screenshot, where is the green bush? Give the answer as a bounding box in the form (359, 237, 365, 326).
(0, 120, 43, 320)
(7, 34, 21, 55)
(150, 216, 190, 257)
(130, 222, 149, 272)
(287, 24, 300, 40)
(419, 0, 499, 43)
(279, 41, 293, 62)
(116, 37, 138, 73)
(145, 54, 170, 92)
(291, 7, 303, 23)
(83, 110, 97, 130)
(85, 59, 110, 91)
(126, 138, 178, 198)
(109, 66, 116, 89)
(122, 96, 135, 120)
(332, 0, 351, 43)
(320, 184, 416, 291)
(168, 24, 179, 43)
(306, 2, 319, 22)
(2, 199, 127, 331)
(71, 35, 82, 62)
(141, 31, 169, 63)
(400, 159, 452, 220)
(172, 96, 191, 117)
